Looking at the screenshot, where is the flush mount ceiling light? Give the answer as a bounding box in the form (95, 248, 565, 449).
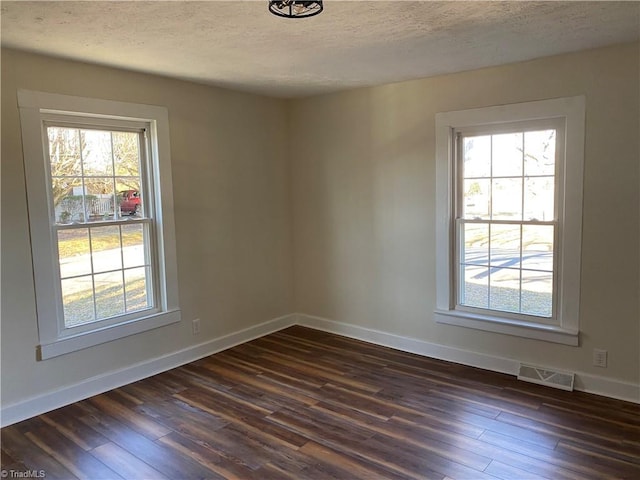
(269, 1, 323, 18)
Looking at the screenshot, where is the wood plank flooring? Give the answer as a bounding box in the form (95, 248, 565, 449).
(2, 326, 639, 479)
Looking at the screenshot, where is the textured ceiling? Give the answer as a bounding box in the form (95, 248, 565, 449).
(1, 1, 639, 98)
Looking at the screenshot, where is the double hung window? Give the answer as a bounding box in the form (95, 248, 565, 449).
(49, 124, 153, 328)
(435, 97, 585, 345)
(456, 120, 561, 320)
(19, 91, 180, 359)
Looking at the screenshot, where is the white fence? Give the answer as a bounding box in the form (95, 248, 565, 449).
(55, 194, 116, 223)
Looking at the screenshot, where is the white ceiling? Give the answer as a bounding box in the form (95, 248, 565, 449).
(2, 1, 639, 98)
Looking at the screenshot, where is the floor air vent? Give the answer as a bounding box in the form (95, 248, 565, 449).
(517, 363, 575, 391)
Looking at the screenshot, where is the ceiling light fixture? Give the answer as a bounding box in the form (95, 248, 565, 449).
(268, 1, 323, 19)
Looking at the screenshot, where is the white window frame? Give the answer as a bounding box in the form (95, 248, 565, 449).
(19, 90, 181, 359)
(435, 97, 585, 346)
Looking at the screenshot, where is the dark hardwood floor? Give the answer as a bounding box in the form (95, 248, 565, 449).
(2, 326, 639, 479)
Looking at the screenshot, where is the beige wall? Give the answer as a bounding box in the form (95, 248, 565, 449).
(291, 42, 640, 384)
(1, 49, 294, 405)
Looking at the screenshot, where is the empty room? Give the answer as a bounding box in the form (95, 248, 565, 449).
(1, 1, 639, 479)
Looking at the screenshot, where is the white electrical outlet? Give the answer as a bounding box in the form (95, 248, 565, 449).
(192, 318, 201, 335)
(593, 349, 607, 368)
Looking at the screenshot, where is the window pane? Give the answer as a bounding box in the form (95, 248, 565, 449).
(522, 225, 554, 271)
(121, 224, 146, 268)
(48, 127, 82, 177)
(492, 133, 522, 177)
(490, 224, 521, 269)
(84, 178, 117, 222)
(62, 275, 95, 327)
(463, 136, 491, 178)
(489, 267, 520, 313)
(463, 223, 489, 265)
(94, 271, 125, 320)
(117, 180, 143, 217)
(521, 270, 553, 317)
(524, 130, 556, 176)
(58, 229, 92, 278)
(54, 177, 84, 223)
(90, 226, 122, 273)
(81, 130, 113, 176)
(492, 178, 522, 220)
(463, 179, 490, 219)
(460, 265, 488, 309)
(125, 267, 151, 313)
(113, 132, 140, 177)
(524, 177, 554, 221)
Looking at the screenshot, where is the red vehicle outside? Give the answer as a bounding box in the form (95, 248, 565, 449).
(119, 190, 141, 215)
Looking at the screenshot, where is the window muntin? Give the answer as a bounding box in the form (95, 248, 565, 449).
(455, 122, 561, 321)
(45, 124, 156, 330)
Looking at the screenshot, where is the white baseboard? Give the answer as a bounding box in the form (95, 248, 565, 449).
(296, 313, 640, 404)
(0, 314, 297, 427)
(296, 313, 518, 375)
(573, 373, 640, 403)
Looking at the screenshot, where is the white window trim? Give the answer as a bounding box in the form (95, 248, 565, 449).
(18, 90, 181, 359)
(434, 96, 585, 346)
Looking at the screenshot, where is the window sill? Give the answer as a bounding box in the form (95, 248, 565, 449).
(38, 309, 181, 360)
(434, 309, 578, 346)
